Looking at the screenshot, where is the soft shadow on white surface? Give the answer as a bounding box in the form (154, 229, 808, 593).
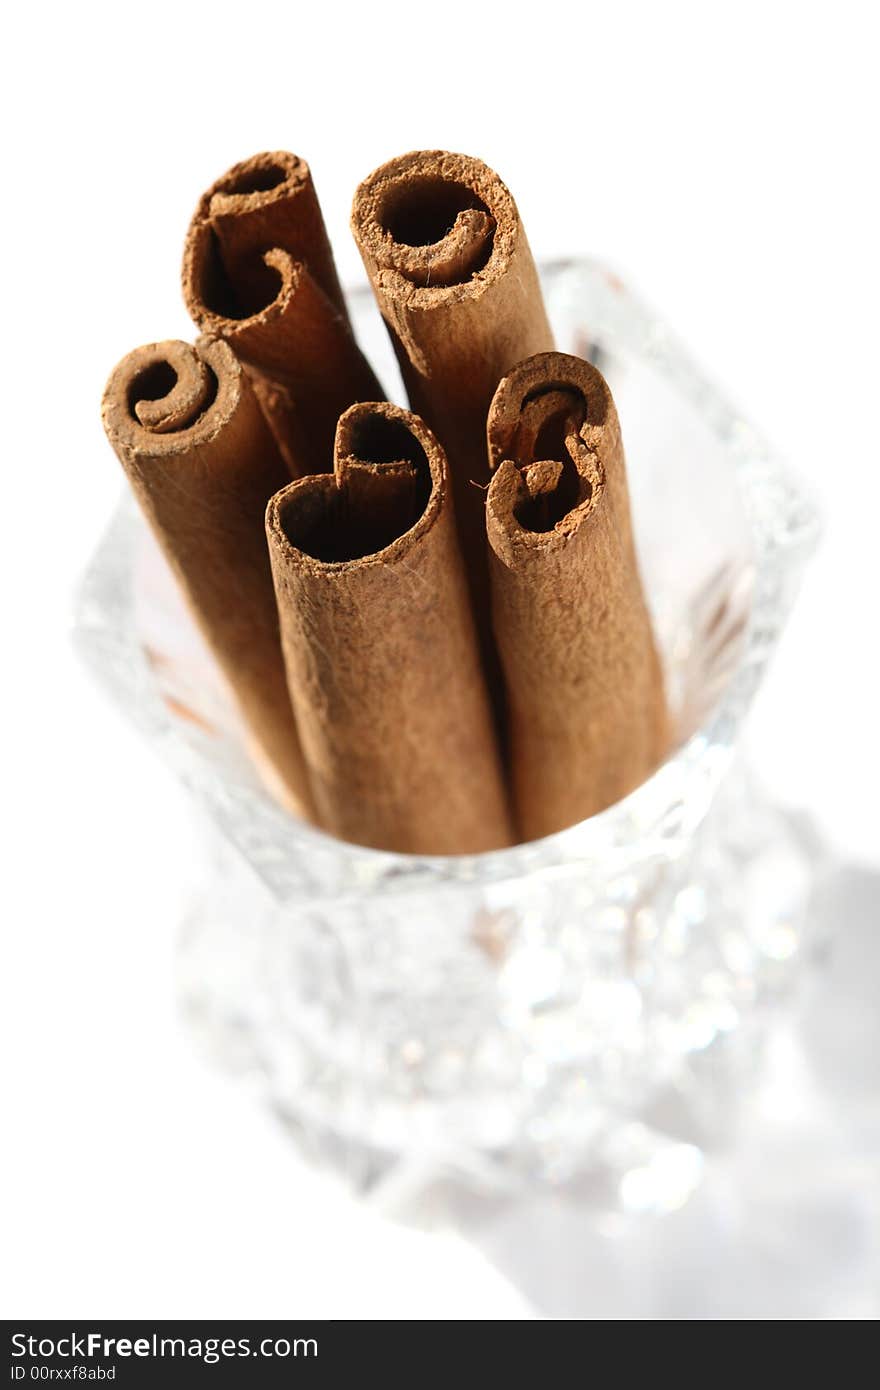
(388, 862, 880, 1319)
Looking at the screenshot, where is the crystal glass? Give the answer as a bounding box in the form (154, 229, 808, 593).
(76, 261, 819, 1199)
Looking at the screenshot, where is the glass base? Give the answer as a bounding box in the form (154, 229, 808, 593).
(175, 766, 816, 1198)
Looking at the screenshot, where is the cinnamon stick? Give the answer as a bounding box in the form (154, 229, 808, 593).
(102, 337, 313, 817)
(350, 151, 553, 658)
(183, 151, 381, 474)
(265, 401, 513, 854)
(485, 352, 668, 840)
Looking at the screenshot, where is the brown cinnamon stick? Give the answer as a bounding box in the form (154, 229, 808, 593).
(350, 151, 554, 659)
(265, 401, 513, 854)
(183, 151, 381, 474)
(485, 352, 668, 840)
(102, 337, 313, 817)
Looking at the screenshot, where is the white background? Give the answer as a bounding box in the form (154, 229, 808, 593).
(3, 1, 878, 1319)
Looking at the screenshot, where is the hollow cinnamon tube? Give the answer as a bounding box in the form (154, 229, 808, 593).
(265, 401, 513, 855)
(485, 352, 668, 841)
(183, 151, 381, 474)
(102, 337, 313, 817)
(351, 151, 554, 652)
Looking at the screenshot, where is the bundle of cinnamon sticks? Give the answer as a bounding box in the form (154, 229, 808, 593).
(103, 149, 668, 854)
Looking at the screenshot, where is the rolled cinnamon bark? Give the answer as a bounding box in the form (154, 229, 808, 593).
(485, 352, 668, 841)
(183, 151, 381, 474)
(266, 401, 513, 855)
(102, 337, 313, 817)
(350, 151, 553, 657)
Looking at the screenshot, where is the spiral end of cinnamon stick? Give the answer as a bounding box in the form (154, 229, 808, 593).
(267, 402, 444, 568)
(486, 353, 620, 555)
(206, 151, 309, 217)
(351, 151, 520, 298)
(182, 150, 343, 331)
(101, 339, 241, 458)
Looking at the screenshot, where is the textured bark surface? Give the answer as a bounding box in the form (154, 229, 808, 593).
(102, 337, 313, 817)
(183, 151, 381, 474)
(485, 352, 668, 840)
(266, 401, 513, 854)
(351, 151, 554, 684)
